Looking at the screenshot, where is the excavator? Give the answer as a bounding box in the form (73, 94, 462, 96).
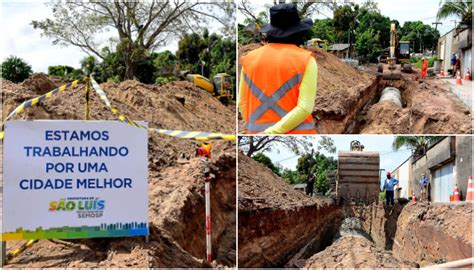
(378, 23, 412, 80)
(184, 72, 234, 105)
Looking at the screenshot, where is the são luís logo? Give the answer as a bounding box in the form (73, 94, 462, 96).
(49, 197, 105, 218)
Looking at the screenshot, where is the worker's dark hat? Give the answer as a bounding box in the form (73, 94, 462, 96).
(260, 3, 313, 38)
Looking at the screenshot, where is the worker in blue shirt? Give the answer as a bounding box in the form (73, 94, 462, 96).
(419, 173, 429, 201)
(383, 171, 399, 206)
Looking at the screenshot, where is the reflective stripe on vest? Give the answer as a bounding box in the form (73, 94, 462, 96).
(243, 72, 315, 133)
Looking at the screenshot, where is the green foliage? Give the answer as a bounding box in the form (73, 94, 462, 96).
(295, 152, 337, 195)
(281, 169, 302, 185)
(177, 32, 207, 75)
(252, 152, 281, 176)
(413, 57, 436, 69)
(1, 56, 32, 83)
(399, 21, 439, 53)
(31, 2, 234, 80)
(437, 0, 472, 26)
(81, 55, 99, 75)
(355, 29, 381, 63)
(311, 19, 337, 44)
(47, 65, 84, 80)
(97, 49, 125, 83)
(392, 136, 444, 155)
(379, 191, 386, 201)
(333, 3, 360, 43)
(155, 76, 177, 86)
(153, 50, 178, 76)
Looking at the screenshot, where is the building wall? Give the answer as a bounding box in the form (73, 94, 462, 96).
(411, 137, 472, 202)
(392, 158, 410, 199)
(455, 136, 473, 199)
(442, 31, 454, 73)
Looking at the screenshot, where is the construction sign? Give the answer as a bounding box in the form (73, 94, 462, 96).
(2, 120, 149, 240)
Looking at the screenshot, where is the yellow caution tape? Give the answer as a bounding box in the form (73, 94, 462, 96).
(0, 77, 235, 141)
(0, 79, 82, 140)
(90, 77, 236, 141)
(6, 239, 38, 262)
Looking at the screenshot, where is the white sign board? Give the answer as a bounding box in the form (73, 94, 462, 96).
(2, 120, 148, 240)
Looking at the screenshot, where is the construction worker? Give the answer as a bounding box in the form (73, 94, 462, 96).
(419, 173, 429, 201)
(238, 3, 317, 134)
(421, 57, 428, 80)
(383, 172, 399, 206)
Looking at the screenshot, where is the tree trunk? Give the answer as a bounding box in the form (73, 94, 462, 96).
(125, 59, 137, 80)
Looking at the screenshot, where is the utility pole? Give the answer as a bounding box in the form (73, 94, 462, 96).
(432, 21, 442, 54)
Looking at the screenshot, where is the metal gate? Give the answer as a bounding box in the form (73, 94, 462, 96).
(434, 162, 454, 202)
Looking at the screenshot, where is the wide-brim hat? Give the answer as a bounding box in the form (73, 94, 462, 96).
(260, 3, 313, 38)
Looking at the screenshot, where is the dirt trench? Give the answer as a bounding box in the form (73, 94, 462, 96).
(2, 74, 236, 268)
(238, 44, 471, 134)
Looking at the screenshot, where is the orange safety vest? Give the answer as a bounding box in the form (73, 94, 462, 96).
(240, 43, 316, 134)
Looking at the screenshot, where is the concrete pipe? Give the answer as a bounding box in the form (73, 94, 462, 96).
(379, 87, 402, 107)
(421, 257, 474, 269)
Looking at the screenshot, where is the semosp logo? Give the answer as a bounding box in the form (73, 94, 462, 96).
(49, 197, 106, 218)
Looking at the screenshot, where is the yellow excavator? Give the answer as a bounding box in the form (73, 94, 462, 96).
(378, 23, 412, 80)
(185, 73, 234, 105)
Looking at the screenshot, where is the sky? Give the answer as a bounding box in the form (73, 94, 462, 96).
(0, 1, 224, 73)
(262, 135, 412, 176)
(237, 0, 457, 35)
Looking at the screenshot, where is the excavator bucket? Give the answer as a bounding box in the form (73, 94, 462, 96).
(380, 64, 402, 80)
(337, 151, 380, 205)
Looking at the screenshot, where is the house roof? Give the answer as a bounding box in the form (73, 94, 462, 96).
(330, 43, 350, 51)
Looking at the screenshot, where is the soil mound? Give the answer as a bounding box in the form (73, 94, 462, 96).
(21, 72, 59, 95)
(1, 76, 236, 267)
(238, 152, 328, 210)
(303, 235, 418, 268)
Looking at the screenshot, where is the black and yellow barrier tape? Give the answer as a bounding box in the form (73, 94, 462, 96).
(0, 79, 82, 140)
(90, 77, 236, 141)
(0, 77, 235, 141)
(5, 239, 38, 262)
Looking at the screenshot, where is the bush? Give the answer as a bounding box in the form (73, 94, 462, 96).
(1, 56, 33, 83)
(252, 152, 281, 176)
(155, 76, 177, 85)
(379, 191, 386, 201)
(412, 57, 436, 68)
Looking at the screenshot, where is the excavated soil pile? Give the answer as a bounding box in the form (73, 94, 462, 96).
(238, 44, 377, 133)
(238, 153, 342, 267)
(351, 201, 473, 267)
(361, 74, 472, 134)
(1, 74, 236, 267)
(303, 235, 418, 268)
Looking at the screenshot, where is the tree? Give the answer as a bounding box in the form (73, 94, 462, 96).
(400, 21, 439, 53)
(355, 29, 382, 63)
(437, 0, 472, 27)
(295, 151, 337, 195)
(311, 19, 337, 44)
(32, 1, 234, 80)
(392, 136, 444, 155)
(333, 3, 360, 56)
(97, 48, 126, 83)
(1, 56, 33, 83)
(252, 152, 281, 176)
(238, 136, 313, 157)
(48, 65, 84, 80)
